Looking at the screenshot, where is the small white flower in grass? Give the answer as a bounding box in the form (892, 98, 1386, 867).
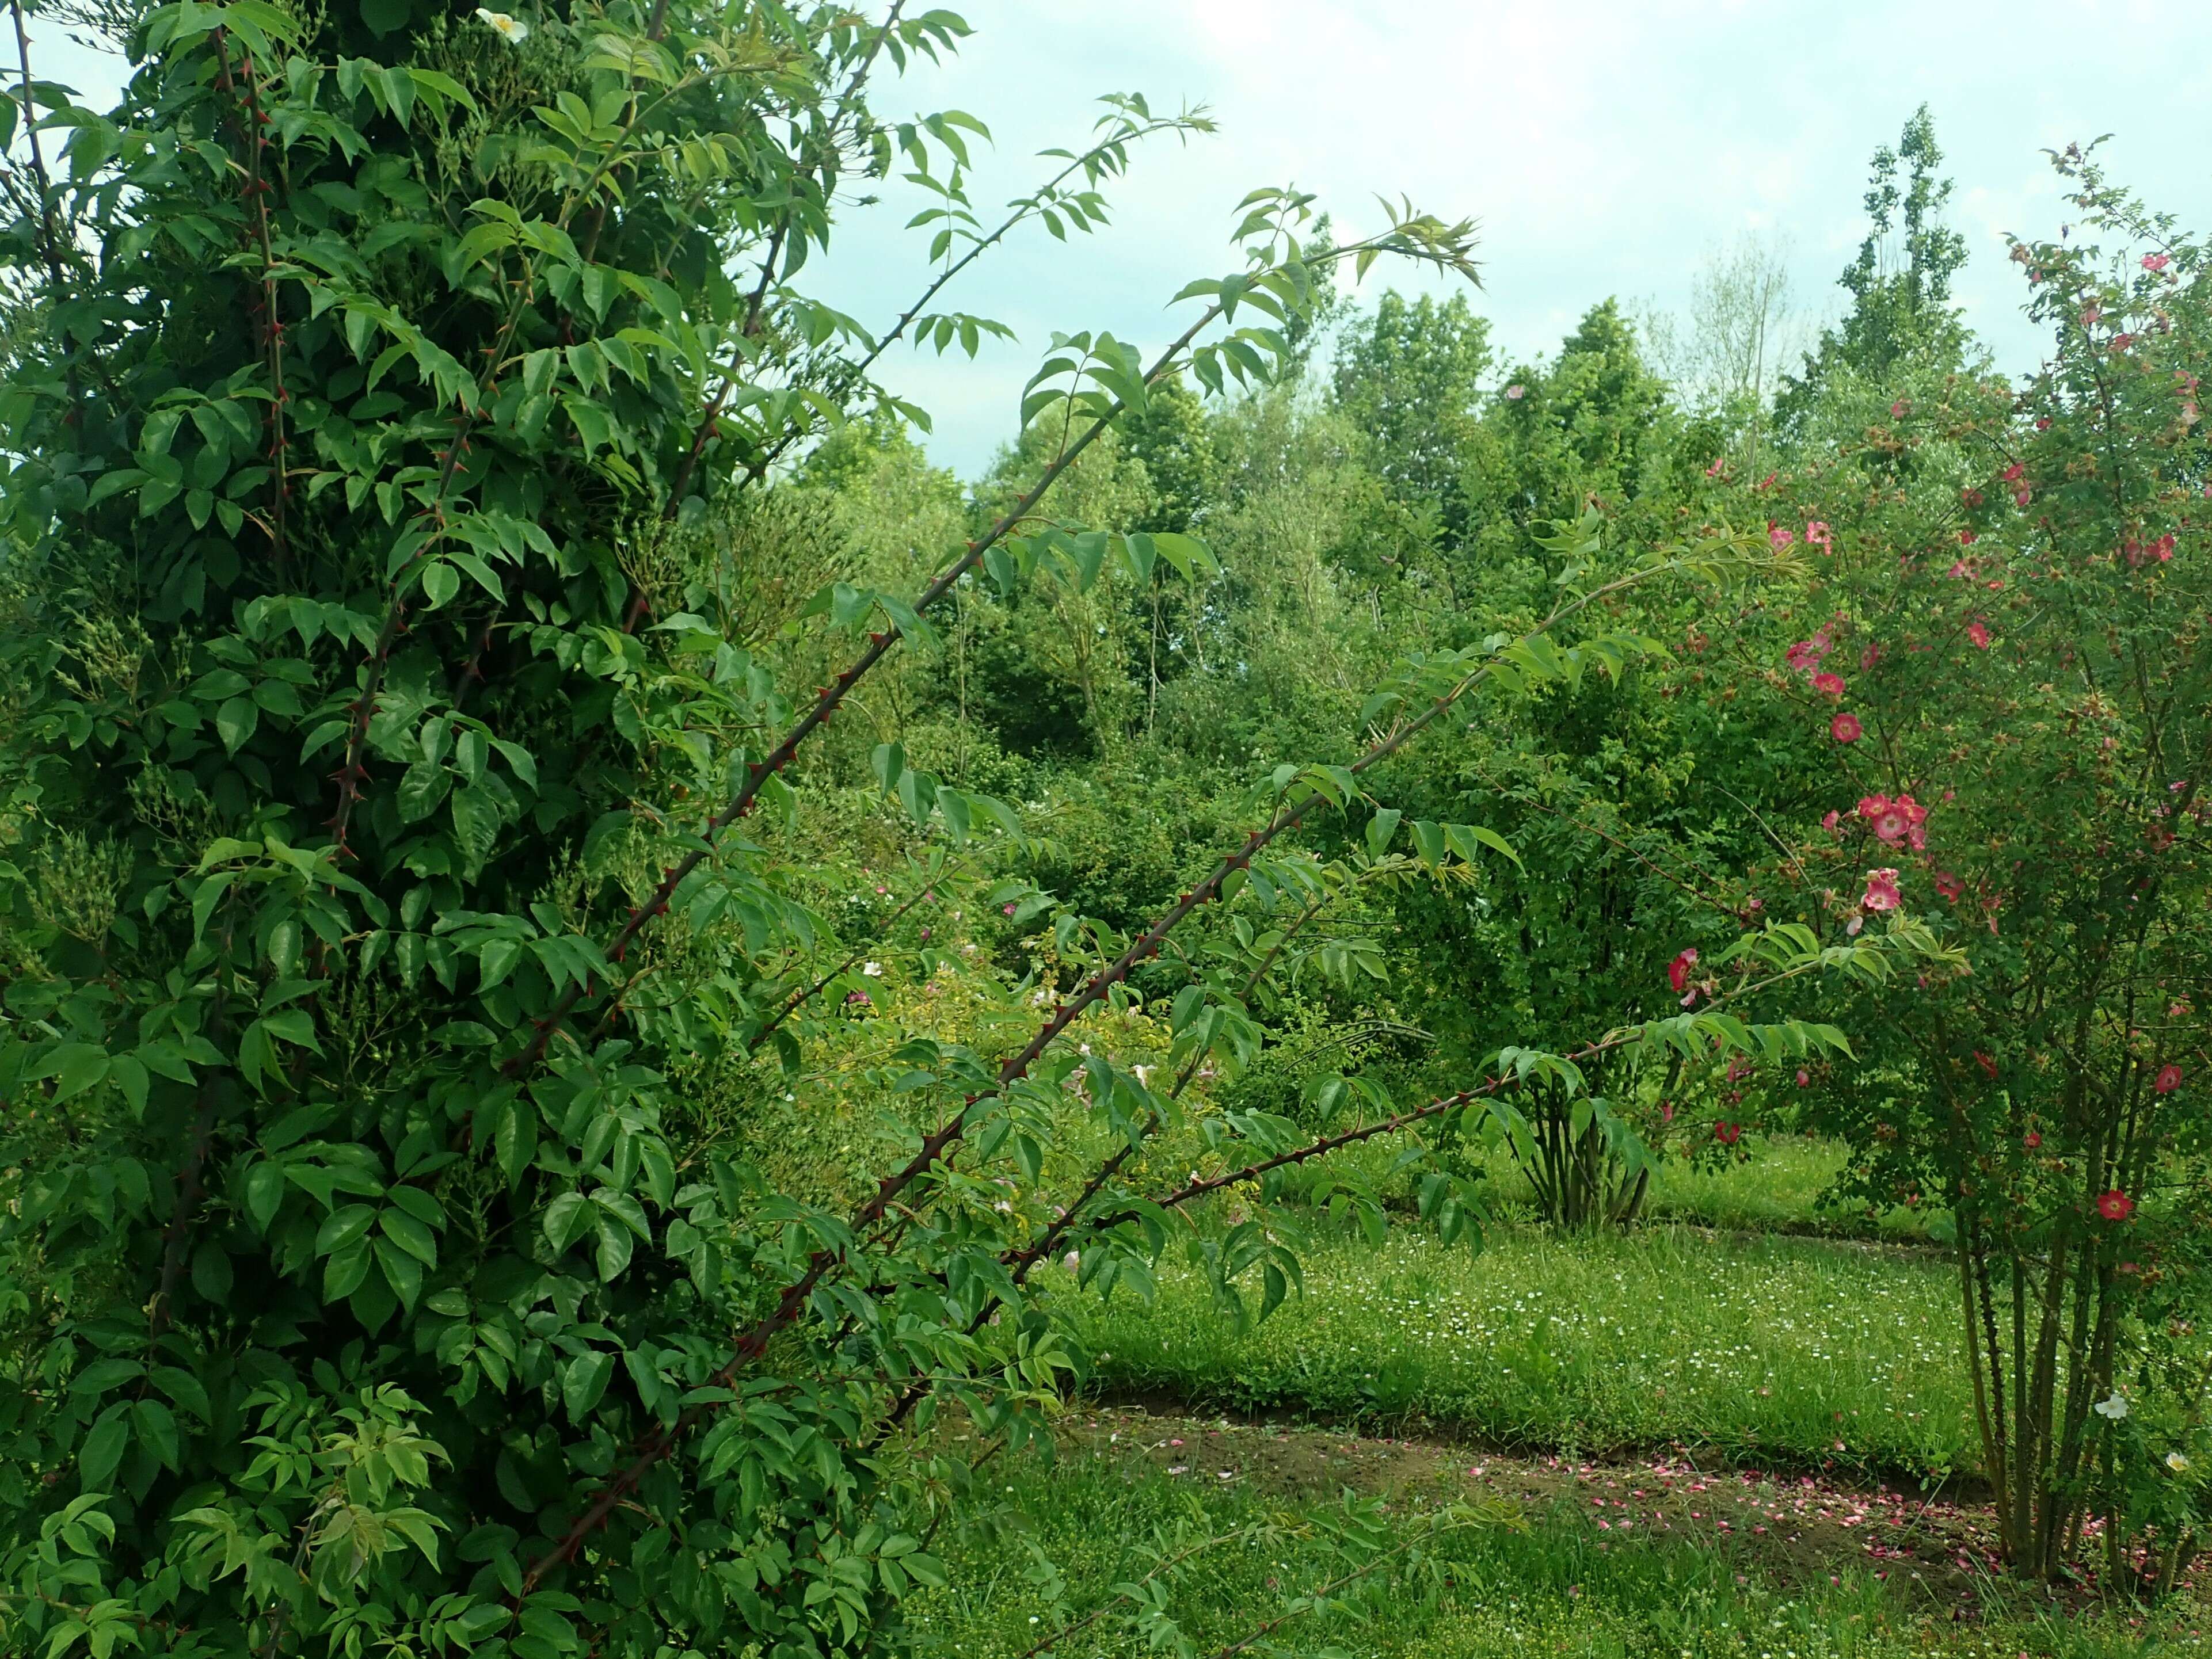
(861, 960, 882, 977)
(476, 7, 528, 42)
(2169, 1451, 2192, 1473)
(2095, 1392, 2129, 1420)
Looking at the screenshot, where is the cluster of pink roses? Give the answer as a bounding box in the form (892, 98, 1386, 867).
(1856, 792, 1928, 851)
(2123, 532, 2177, 569)
(1768, 521, 1834, 553)
(1814, 786, 1996, 932)
(1784, 628, 1849, 699)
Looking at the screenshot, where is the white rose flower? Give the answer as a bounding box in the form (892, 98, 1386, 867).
(2094, 1392, 2130, 1420)
(476, 8, 529, 42)
(861, 961, 882, 977)
(2169, 1451, 2192, 1473)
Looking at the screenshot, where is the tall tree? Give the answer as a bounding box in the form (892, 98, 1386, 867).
(1330, 289, 1491, 528)
(1775, 104, 1970, 431)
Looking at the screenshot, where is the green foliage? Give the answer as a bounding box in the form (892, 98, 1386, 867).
(1331, 289, 1492, 526)
(10, 0, 2201, 1640)
(1775, 104, 1972, 433)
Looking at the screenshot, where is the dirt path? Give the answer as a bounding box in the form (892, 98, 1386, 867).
(1052, 1401, 2015, 1607)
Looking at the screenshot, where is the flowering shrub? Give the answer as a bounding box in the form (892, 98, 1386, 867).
(1743, 147, 2212, 1580)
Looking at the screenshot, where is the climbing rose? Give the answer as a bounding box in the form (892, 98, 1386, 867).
(1933, 871, 1964, 901)
(2097, 1189, 2136, 1222)
(1832, 713, 1862, 743)
(1861, 868, 1902, 912)
(1805, 520, 1833, 552)
(1821, 810, 1841, 832)
(2145, 252, 2171, 272)
(2025, 1131, 2042, 1149)
(1861, 794, 1927, 849)
(1785, 639, 1826, 673)
(1890, 398, 1909, 418)
(1795, 1069, 1810, 1088)
(1712, 1120, 1742, 1145)
(1812, 671, 1845, 697)
(2157, 1063, 2183, 1094)
(1666, 948, 1699, 993)
(1967, 619, 1991, 649)
(1505, 384, 1525, 400)
(1860, 642, 1880, 670)
(1768, 524, 1796, 550)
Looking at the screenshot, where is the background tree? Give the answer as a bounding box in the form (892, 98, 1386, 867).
(1775, 103, 1971, 434)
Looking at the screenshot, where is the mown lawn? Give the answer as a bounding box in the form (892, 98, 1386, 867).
(1060, 1214, 1972, 1480)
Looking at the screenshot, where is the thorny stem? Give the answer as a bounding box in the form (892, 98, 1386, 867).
(149, 917, 233, 1340)
(210, 30, 291, 581)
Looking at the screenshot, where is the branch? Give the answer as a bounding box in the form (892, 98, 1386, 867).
(500, 299, 1226, 1083)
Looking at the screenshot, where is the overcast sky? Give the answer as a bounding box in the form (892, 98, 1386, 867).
(25, 2, 2212, 475)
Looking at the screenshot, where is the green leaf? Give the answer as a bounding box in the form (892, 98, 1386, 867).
(562, 1351, 614, 1421)
(450, 783, 503, 868)
(544, 1191, 595, 1253)
(43, 1043, 110, 1102)
(380, 1206, 440, 1265)
(398, 761, 451, 823)
(593, 1212, 633, 1280)
(375, 1237, 424, 1310)
(245, 1161, 287, 1233)
(80, 1406, 130, 1492)
(215, 696, 259, 754)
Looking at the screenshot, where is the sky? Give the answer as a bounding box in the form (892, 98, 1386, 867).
(22, 1, 2212, 476)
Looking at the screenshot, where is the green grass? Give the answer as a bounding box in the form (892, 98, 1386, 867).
(1063, 1217, 1974, 1479)
(1280, 1130, 1944, 1241)
(911, 1451, 2205, 1658)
